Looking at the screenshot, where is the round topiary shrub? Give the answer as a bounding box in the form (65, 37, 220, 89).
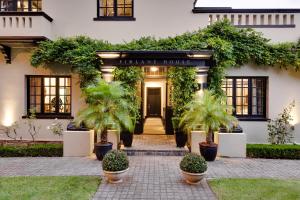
(180, 153, 207, 173)
(102, 150, 129, 172)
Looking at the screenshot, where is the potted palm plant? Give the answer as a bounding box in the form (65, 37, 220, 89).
(75, 80, 134, 161)
(180, 90, 237, 161)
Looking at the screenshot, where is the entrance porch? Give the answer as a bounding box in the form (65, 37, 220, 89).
(98, 50, 213, 153)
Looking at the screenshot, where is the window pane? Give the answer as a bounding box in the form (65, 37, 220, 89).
(223, 77, 266, 117)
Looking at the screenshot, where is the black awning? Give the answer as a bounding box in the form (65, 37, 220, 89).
(96, 50, 213, 67)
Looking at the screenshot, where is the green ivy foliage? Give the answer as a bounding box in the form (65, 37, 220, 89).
(31, 20, 300, 94)
(168, 67, 198, 118)
(113, 67, 143, 124)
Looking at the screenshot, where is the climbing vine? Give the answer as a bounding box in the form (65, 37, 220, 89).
(31, 20, 300, 95)
(113, 66, 143, 122)
(168, 67, 198, 118)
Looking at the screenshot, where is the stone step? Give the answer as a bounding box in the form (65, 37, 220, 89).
(123, 149, 189, 156)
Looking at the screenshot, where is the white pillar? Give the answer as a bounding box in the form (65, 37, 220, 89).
(195, 66, 209, 97)
(101, 66, 115, 82)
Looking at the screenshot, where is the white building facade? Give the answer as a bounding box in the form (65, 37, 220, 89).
(0, 0, 299, 143)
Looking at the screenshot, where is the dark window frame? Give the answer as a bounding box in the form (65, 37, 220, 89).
(0, 0, 42, 12)
(94, 0, 135, 21)
(26, 75, 73, 119)
(222, 76, 268, 121)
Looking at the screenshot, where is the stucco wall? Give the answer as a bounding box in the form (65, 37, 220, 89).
(41, 0, 300, 43)
(0, 48, 83, 141)
(226, 65, 300, 143)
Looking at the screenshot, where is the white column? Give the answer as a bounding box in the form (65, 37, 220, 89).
(195, 66, 209, 97)
(101, 66, 115, 82)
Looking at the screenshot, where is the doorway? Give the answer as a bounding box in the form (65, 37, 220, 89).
(146, 87, 161, 117)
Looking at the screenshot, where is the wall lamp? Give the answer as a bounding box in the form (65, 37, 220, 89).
(188, 53, 211, 59)
(97, 52, 121, 59)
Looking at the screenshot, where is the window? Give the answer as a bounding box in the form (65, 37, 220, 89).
(222, 77, 267, 120)
(0, 0, 42, 12)
(27, 76, 71, 118)
(96, 0, 134, 20)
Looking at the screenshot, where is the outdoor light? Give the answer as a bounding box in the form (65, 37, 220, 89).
(97, 52, 121, 59)
(150, 67, 159, 72)
(188, 54, 211, 59)
(2, 114, 13, 127)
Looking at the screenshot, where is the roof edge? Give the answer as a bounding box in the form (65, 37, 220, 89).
(192, 7, 300, 13)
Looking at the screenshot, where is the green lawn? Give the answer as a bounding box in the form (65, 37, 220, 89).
(209, 178, 300, 200)
(0, 176, 101, 200)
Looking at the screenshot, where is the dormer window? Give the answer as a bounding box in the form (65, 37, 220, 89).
(0, 0, 42, 12)
(94, 0, 135, 21)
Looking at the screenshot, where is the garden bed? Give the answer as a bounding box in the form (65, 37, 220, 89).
(247, 144, 300, 159)
(0, 141, 63, 157)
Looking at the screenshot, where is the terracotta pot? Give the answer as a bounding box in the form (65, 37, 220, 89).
(103, 168, 129, 184)
(181, 170, 206, 185)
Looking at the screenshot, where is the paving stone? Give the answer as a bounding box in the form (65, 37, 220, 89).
(1, 156, 300, 200)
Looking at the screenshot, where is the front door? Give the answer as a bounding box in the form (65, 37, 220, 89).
(147, 88, 161, 117)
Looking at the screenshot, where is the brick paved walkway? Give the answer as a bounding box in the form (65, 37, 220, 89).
(1, 156, 300, 200)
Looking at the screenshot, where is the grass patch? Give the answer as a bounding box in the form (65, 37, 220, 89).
(247, 144, 300, 159)
(0, 176, 100, 200)
(209, 178, 300, 200)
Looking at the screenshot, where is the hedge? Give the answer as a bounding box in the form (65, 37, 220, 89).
(247, 144, 300, 160)
(0, 144, 63, 157)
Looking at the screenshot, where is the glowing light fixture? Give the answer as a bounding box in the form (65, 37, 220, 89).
(188, 54, 211, 59)
(2, 112, 13, 127)
(150, 67, 159, 72)
(97, 52, 121, 59)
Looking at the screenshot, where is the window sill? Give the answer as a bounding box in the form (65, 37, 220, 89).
(93, 16, 136, 21)
(22, 115, 74, 120)
(237, 117, 269, 122)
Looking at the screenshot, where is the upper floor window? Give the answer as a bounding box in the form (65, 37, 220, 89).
(95, 0, 135, 21)
(222, 77, 267, 120)
(0, 0, 42, 12)
(27, 76, 72, 118)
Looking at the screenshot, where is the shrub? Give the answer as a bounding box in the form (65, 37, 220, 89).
(180, 153, 207, 173)
(247, 144, 300, 160)
(268, 101, 295, 144)
(102, 150, 129, 172)
(0, 144, 63, 157)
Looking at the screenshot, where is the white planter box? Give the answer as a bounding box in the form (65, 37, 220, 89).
(107, 130, 120, 150)
(216, 132, 246, 158)
(63, 130, 94, 157)
(191, 131, 206, 154)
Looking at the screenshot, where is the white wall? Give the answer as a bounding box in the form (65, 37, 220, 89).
(42, 0, 300, 43)
(226, 65, 300, 143)
(0, 48, 83, 141)
(42, 0, 205, 43)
